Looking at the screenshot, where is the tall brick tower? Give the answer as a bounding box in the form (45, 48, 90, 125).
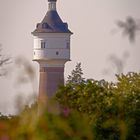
(32, 0, 72, 107)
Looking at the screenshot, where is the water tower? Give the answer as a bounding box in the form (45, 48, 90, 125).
(32, 0, 73, 107)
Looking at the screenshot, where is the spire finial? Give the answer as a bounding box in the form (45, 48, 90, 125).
(48, 0, 57, 11)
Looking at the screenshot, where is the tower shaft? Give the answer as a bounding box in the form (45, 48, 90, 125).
(38, 66, 64, 104)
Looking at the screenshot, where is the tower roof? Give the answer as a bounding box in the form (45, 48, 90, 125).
(32, 0, 72, 34)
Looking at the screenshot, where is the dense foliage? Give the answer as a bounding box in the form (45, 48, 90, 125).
(0, 71, 140, 140)
(56, 72, 140, 140)
(0, 105, 94, 140)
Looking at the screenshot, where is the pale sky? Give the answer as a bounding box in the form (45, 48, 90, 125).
(0, 0, 140, 114)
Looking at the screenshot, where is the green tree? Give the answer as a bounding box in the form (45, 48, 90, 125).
(56, 72, 140, 140)
(67, 62, 85, 85)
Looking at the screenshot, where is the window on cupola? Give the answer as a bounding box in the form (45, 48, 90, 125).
(41, 42, 46, 49)
(42, 23, 49, 29)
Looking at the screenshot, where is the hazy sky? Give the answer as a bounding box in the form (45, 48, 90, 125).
(0, 0, 140, 114)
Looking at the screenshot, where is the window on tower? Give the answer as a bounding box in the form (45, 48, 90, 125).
(66, 41, 70, 49)
(41, 42, 46, 49)
(56, 51, 59, 55)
